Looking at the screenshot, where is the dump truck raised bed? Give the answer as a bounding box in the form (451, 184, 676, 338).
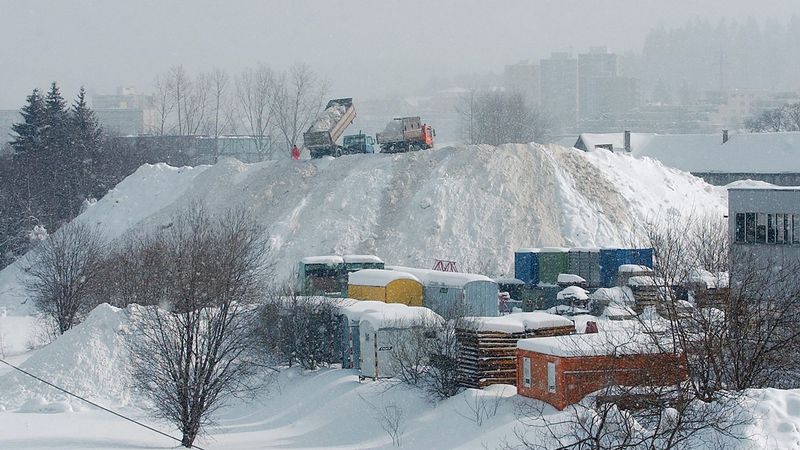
(376, 116, 435, 153)
(303, 98, 357, 158)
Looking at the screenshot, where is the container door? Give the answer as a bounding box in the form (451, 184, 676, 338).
(359, 326, 376, 378)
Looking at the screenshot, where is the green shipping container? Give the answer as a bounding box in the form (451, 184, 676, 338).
(537, 247, 569, 285)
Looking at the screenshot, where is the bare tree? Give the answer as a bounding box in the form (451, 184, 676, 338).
(204, 68, 234, 160)
(456, 90, 551, 146)
(169, 66, 191, 135)
(745, 102, 800, 132)
(23, 221, 105, 335)
(236, 64, 276, 160)
(127, 205, 271, 448)
(151, 74, 175, 135)
(359, 394, 406, 447)
(272, 63, 327, 154)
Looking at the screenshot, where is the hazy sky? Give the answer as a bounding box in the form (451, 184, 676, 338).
(1, 0, 799, 108)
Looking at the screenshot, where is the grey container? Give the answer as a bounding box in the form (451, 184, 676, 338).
(568, 248, 601, 287)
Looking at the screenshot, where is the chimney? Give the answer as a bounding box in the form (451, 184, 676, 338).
(722, 129, 729, 144)
(624, 130, 631, 152)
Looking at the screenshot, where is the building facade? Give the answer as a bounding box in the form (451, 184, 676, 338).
(729, 187, 800, 281)
(540, 52, 578, 131)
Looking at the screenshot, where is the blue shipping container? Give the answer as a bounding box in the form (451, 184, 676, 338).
(599, 248, 621, 288)
(514, 250, 539, 286)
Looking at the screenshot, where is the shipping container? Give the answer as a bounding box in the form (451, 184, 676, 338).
(358, 305, 443, 380)
(337, 300, 387, 369)
(537, 248, 569, 285)
(347, 269, 423, 306)
(567, 248, 601, 287)
(387, 266, 500, 318)
(514, 249, 540, 285)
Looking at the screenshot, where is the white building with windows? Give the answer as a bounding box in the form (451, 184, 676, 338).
(728, 186, 800, 288)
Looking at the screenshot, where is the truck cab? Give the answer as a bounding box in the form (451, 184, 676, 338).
(342, 133, 376, 154)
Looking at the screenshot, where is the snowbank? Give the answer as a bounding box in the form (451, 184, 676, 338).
(0, 304, 134, 410)
(557, 273, 586, 284)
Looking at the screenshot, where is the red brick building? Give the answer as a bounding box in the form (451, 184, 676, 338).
(516, 332, 687, 410)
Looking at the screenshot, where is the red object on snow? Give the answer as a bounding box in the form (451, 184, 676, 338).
(291, 145, 300, 160)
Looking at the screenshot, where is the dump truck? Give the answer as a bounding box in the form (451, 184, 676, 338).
(303, 98, 358, 158)
(342, 133, 376, 154)
(375, 116, 435, 153)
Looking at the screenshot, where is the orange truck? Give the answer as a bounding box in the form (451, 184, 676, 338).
(375, 116, 435, 153)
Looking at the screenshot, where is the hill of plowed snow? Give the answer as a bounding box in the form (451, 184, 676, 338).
(0, 143, 726, 315)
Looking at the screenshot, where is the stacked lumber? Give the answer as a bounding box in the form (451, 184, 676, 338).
(455, 313, 575, 388)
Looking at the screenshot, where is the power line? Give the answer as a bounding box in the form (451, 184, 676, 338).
(0, 358, 206, 450)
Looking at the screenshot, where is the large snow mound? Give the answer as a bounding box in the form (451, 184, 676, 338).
(0, 144, 726, 315)
(0, 304, 134, 410)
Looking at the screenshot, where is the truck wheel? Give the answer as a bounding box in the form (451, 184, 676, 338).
(334, 148, 342, 158)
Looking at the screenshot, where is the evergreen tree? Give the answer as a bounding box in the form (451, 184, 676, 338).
(10, 89, 46, 159)
(70, 87, 104, 200)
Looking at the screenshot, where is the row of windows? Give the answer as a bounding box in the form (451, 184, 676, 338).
(734, 212, 800, 245)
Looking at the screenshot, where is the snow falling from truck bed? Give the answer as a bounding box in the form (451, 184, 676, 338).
(309, 103, 347, 132)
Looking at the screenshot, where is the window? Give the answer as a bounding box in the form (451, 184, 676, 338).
(794, 215, 800, 245)
(745, 213, 756, 243)
(735, 213, 746, 243)
(757, 213, 767, 243)
(547, 362, 556, 393)
(784, 214, 791, 244)
(523, 357, 531, 388)
(767, 214, 776, 244)
(439, 287, 448, 293)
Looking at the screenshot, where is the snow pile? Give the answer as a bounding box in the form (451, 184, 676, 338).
(688, 268, 729, 289)
(0, 304, 134, 410)
(463, 312, 574, 333)
(1, 144, 726, 315)
(618, 264, 652, 273)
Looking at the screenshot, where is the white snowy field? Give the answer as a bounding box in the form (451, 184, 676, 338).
(4, 143, 787, 449)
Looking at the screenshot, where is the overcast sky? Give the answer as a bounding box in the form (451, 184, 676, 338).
(1, 0, 799, 108)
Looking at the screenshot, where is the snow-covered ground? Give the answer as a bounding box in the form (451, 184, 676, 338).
(1, 143, 766, 449)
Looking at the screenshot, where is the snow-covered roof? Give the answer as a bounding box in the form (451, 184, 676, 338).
(385, 266, 495, 288)
(687, 269, 729, 289)
(576, 131, 800, 173)
(602, 304, 637, 319)
(727, 184, 800, 191)
(494, 277, 525, 285)
(558, 274, 586, 284)
(516, 248, 540, 253)
(461, 312, 574, 333)
(618, 264, 652, 273)
(359, 305, 443, 330)
(338, 299, 389, 321)
(517, 331, 671, 357)
(591, 287, 635, 306)
(546, 305, 590, 315)
(570, 247, 600, 252)
(557, 286, 589, 301)
(343, 254, 384, 264)
(301, 255, 344, 265)
(627, 276, 665, 287)
(540, 247, 569, 253)
(348, 269, 420, 287)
